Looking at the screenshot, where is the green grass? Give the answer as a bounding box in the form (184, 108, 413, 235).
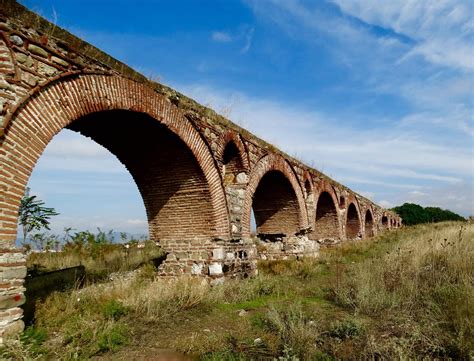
(2, 221, 472, 360)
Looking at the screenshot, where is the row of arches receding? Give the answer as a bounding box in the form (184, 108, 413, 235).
(4, 74, 395, 246)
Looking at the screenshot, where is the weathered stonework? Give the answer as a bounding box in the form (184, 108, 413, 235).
(0, 0, 402, 342)
(256, 235, 319, 261)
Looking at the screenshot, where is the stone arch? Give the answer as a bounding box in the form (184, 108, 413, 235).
(242, 154, 308, 237)
(364, 208, 375, 238)
(0, 74, 230, 242)
(381, 215, 389, 229)
(346, 202, 361, 239)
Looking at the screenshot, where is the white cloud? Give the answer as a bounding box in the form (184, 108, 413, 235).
(36, 130, 125, 173)
(212, 31, 233, 42)
(379, 200, 394, 209)
(402, 182, 474, 216)
(45, 130, 110, 157)
(244, 0, 473, 142)
(179, 83, 471, 173)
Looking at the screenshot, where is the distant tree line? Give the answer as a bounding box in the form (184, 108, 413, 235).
(392, 203, 465, 226)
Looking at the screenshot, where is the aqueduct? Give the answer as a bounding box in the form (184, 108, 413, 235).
(0, 0, 401, 340)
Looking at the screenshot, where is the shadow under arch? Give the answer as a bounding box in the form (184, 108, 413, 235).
(346, 202, 361, 239)
(313, 191, 340, 240)
(242, 155, 308, 238)
(68, 110, 216, 241)
(365, 209, 375, 238)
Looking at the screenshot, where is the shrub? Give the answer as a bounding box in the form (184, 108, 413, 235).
(102, 300, 129, 320)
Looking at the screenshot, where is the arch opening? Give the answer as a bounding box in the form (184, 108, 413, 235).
(365, 210, 374, 238)
(22, 129, 149, 242)
(252, 170, 300, 238)
(346, 203, 360, 239)
(65, 110, 215, 241)
(339, 196, 346, 209)
(382, 215, 388, 228)
(223, 141, 245, 184)
(0, 76, 231, 246)
(313, 191, 339, 239)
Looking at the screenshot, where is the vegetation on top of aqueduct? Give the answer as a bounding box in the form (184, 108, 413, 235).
(1, 221, 472, 360)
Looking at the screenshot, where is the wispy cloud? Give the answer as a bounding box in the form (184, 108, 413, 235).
(241, 26, 254, 53)
(244, 0, 473, 140)
(210, 25, 255, 53)
(331, 0, 474, 71)
(211, 31, 233, 42)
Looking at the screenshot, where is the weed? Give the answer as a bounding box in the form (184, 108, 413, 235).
(136, 262, 157, 281)
(260, 303, 319, 359)
(96, 322, 128, 353)
(328, 319, 363, 340)
(102, 299, 128, 320)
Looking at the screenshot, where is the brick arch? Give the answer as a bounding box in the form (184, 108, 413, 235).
(345, 199, 362, 239)
(216, 131, 249, 185)
(216, 131, 249, 171)
(242, 154, 308, 237)
(364, 208, 375, 238)
(0, 73, 230, 242)
(311, 181, 341, 240)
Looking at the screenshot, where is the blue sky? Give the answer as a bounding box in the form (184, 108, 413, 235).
(19, 0, 473, 236)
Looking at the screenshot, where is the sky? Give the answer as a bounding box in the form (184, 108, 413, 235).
(19, 0, 473, 237)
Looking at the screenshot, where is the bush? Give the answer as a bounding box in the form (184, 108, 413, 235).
(392, 203, 465, 225)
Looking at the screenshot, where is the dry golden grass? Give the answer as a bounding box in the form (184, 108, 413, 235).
(333, 222, 473, 358)
(2, 221, 472, 360)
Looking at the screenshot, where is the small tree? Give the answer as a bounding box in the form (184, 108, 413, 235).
(18, 187, 59, 242)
